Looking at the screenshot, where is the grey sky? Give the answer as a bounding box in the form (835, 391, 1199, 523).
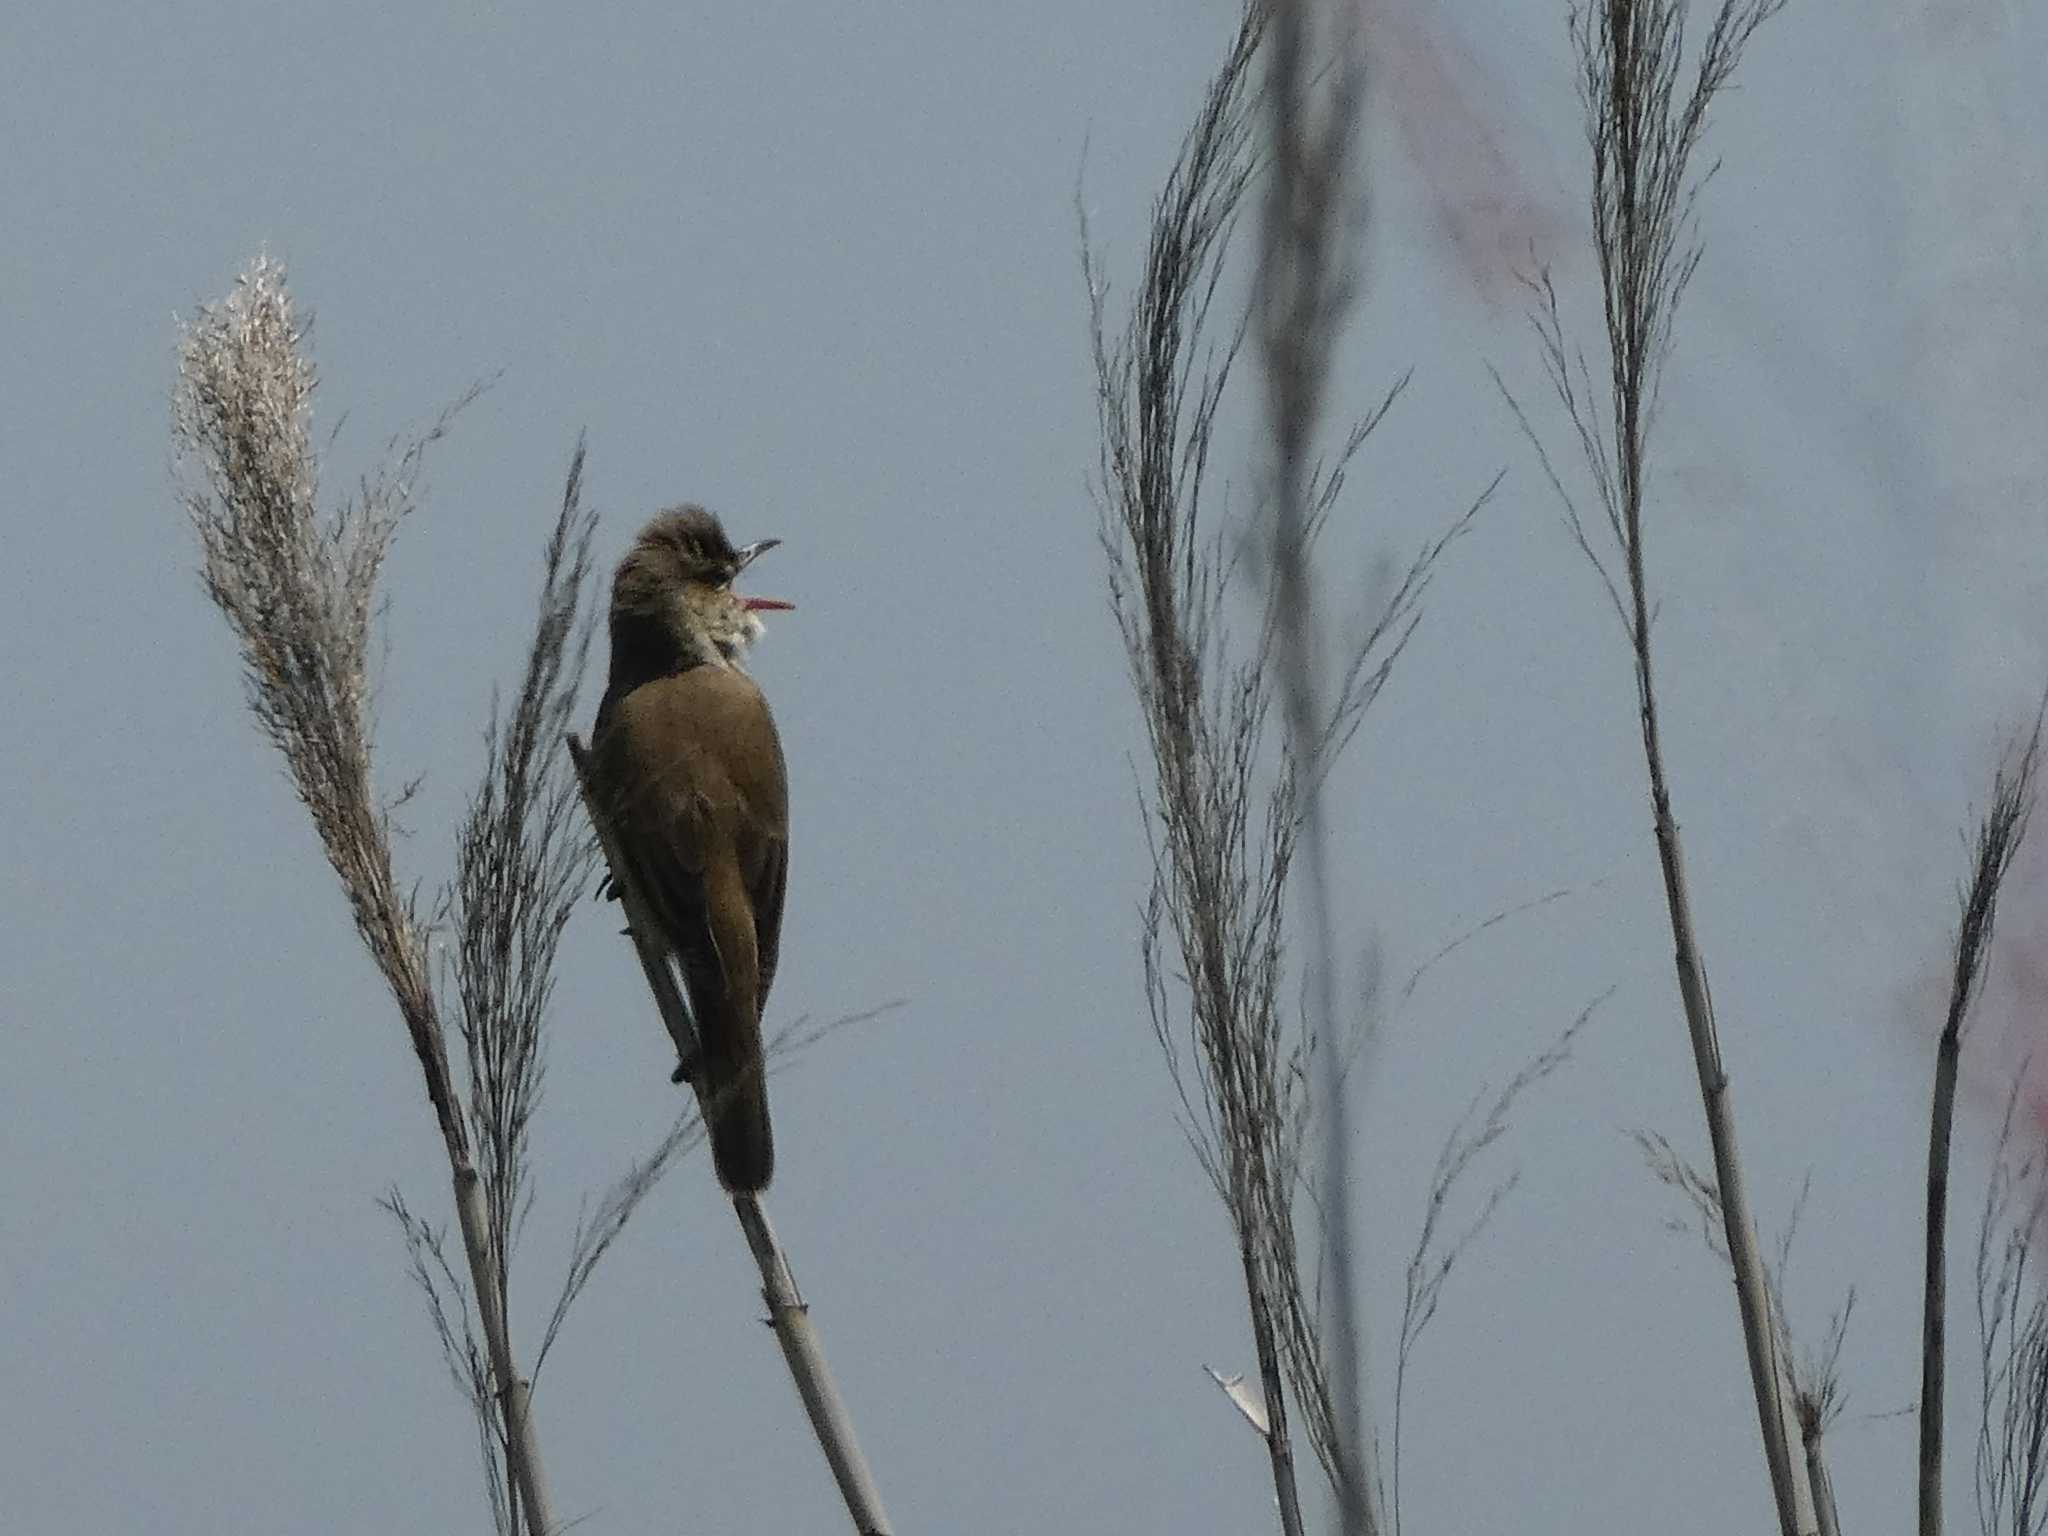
(4, 1, 2045, 1532)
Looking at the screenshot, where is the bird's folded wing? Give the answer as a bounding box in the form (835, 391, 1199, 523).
(752, 838, 788, 1009)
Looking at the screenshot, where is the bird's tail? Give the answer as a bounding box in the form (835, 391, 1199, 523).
(700, 1037, 774, 1193)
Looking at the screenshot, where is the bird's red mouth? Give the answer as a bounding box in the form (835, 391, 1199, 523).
(741, 595, 795, 612)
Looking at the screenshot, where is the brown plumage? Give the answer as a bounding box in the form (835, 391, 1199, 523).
(591, 507, 791, 1192)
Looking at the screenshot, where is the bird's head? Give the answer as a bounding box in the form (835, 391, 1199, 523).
(610, 505, 792, 670)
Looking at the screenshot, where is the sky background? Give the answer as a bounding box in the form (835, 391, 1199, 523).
(4, 1, 2046, 1532)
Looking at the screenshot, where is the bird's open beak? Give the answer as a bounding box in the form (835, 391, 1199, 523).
(736, 538, 792, 611)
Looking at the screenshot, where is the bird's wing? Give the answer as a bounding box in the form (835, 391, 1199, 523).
(590, 684, 714, 975)
(594, 667, 785, 1004)
(688, 666, 787, 1012)
(610, 769, 729, 1002)
(752, 837, 788, 1009)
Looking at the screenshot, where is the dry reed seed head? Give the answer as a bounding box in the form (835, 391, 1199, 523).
(178, 263, 317, 490)
(175, 260, 364, 727)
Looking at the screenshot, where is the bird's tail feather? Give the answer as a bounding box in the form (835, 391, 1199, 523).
(700, 1038, 774, 1193)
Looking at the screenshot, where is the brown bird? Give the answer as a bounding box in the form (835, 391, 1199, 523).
(590, 507, 792, 1192)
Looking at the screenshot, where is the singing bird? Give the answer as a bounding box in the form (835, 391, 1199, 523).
(591, 507, 793, 1193)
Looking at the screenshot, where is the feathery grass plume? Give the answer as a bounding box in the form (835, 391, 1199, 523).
(1922, 712, 2043, 1536)
(389, 439, 604, 1533)
(1085, 3, 1494, 1530)
(174, 255, 556, 1535)
(1976, 1075, 2048, 1536)
(175, 255, 467, 1142)
(1085, 13, 1329, 1532)
(443, 439, 599, 1376)
(1495, 1, 1796, 1527)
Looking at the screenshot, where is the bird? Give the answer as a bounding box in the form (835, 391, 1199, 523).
(589, 506, 793, 1193)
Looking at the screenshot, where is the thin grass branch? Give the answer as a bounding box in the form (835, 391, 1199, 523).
(534, 1003, 890, 1373)
(1085, 11, 1323, 1531)
(1389, 995, 1603, 1536)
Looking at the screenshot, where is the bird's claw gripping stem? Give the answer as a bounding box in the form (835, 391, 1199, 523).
(671, 1044, 701, 1085)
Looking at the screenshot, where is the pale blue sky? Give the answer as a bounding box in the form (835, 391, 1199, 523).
(4, 2, 2045, 1532)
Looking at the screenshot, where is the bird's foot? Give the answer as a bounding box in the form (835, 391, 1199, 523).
(671, 1045, 701, 1085)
